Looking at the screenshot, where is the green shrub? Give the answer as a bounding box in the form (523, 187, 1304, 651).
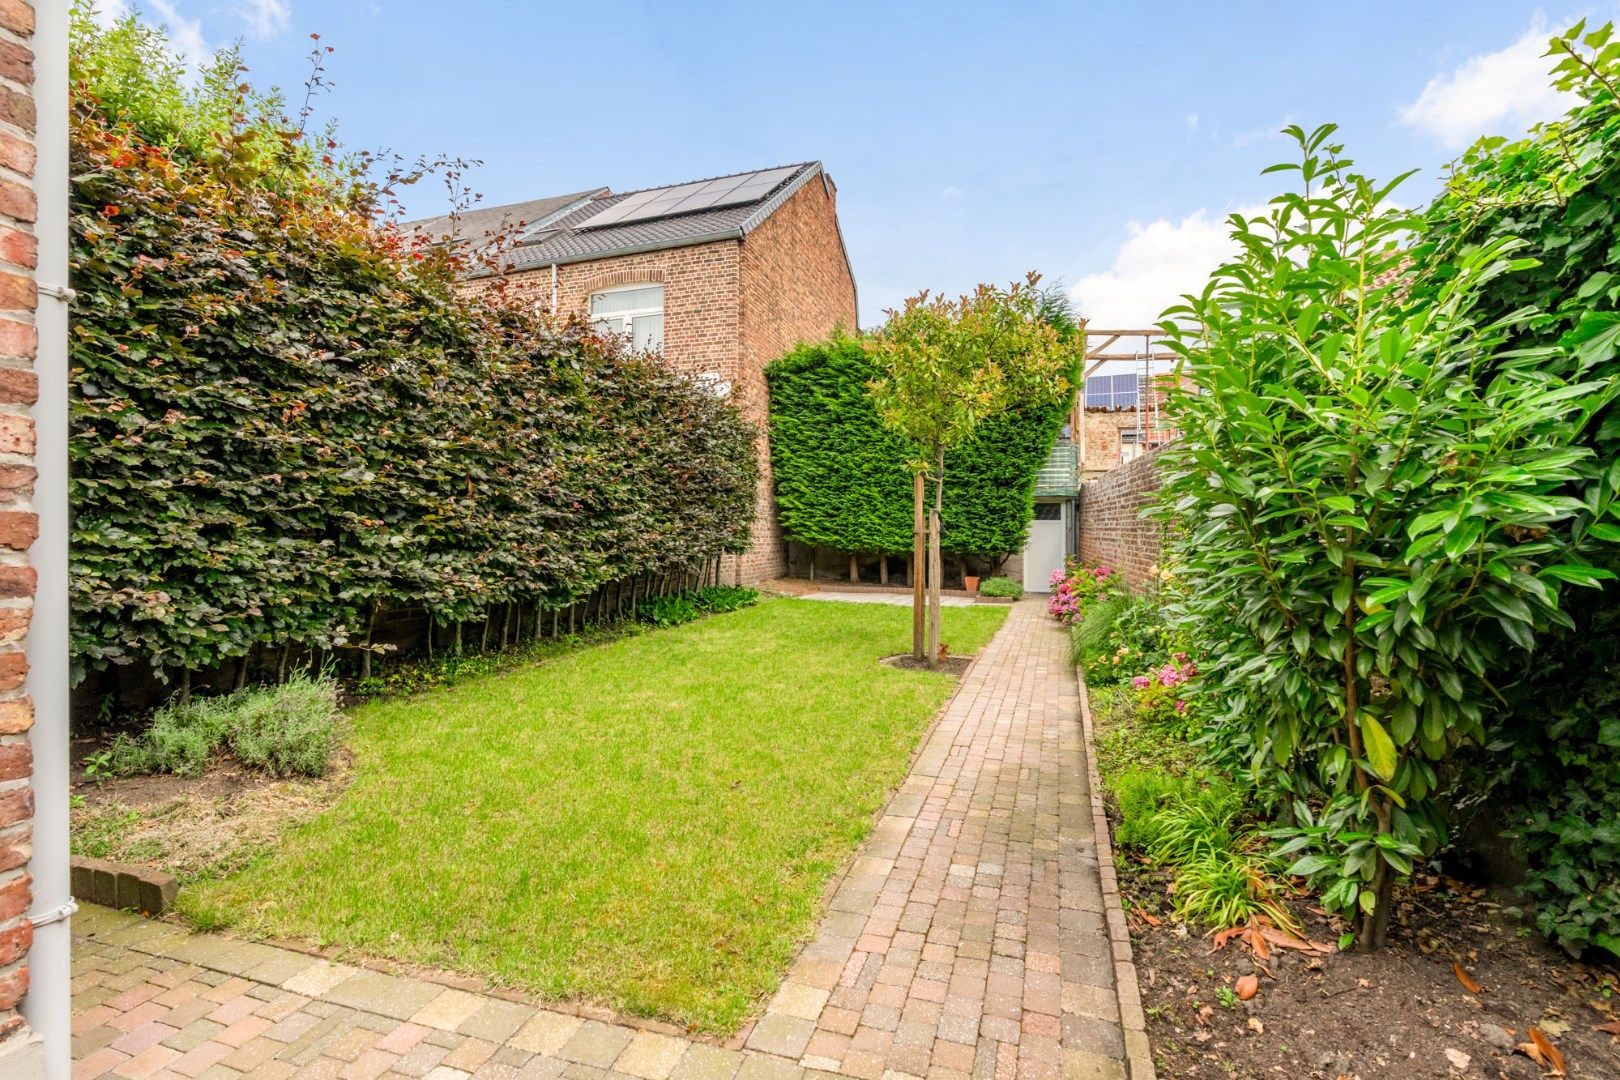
(1172, 848, 1293, 930)
(1148, 784, 1243, 865)
(106, 702, 226, 777)
(68, 10, 758, 687)
(103, 673, 343, 779)
(692, 586, 760, 613)
(225, 674, 345, 778)
(976, 576, 1021, 598)
(636, 594, 700, 628)
(765, 336, 1072, 560)
(1113, 769, 1191, 852)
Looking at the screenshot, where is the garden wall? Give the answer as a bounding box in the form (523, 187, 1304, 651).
(1077, 447, 1164, 586)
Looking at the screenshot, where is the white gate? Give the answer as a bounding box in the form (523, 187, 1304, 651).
(1022, 501, 1067, 593)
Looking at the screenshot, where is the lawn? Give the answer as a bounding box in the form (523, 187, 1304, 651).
(184, 597, 1008, 1032)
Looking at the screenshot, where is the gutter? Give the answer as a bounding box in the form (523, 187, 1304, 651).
(23, 1, 72, 1077)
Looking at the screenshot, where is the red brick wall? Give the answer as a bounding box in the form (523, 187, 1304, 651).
(0, 0, 35, 1051)
(1077, 447, 1164, 588)
(736, 173, 857, 583)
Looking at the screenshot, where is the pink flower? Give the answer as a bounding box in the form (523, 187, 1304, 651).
(1174, 700, 1188, 713)
(1131, 675, 1151, 689)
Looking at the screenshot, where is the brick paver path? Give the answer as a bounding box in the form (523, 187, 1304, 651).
(744, 599, 1126, 1080)
(70, 600, 1129, 1080)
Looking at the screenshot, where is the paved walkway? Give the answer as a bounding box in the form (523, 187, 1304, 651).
(70, 600, 1131, 1080)
(797, 592, 976, 608)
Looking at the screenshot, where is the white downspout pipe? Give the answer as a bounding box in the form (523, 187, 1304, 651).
(24, 1, 72, 1077)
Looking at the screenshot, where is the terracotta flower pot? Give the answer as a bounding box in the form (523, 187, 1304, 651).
(964, 575, 981, 594)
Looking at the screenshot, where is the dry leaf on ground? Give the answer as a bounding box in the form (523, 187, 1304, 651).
(1235, 974, 1259, 1001)
(1453, 963, 1484, 995)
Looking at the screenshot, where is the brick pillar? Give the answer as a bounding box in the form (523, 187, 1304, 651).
(0, 0, 37, 1070)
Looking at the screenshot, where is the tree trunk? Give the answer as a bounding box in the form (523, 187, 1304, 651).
(879, 554, 889, 585)
(927, 445, 946, 665)
(361, 601, 378, 679)
(912, 472, 926, 661)
(849, 553, 859, 583)
(179, 668, 192, 705)
(928, 506, 943, 665)
(234, 652, 250, 691)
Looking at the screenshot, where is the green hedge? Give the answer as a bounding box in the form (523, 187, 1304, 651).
(765, 336, 1069, 559)
(68, 101, 756, 685)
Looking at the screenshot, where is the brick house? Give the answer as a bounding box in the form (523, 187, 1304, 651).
(411, 162, 858, 585)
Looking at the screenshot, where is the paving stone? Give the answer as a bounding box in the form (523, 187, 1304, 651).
(412, 990, 490, 1033)
(745, 1014, 815, 1058)
(325, 972, 447, 1022)
(734, 1055, 805, 1080)
(668, 1043, 744, 1080)
(457, 1000, 537, 1043)
(612, 1031, 689, 1080)
(509, 1012, 583, 1056)
(557, 1021, 635, 1069)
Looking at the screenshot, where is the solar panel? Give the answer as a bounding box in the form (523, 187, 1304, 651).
(1083, 374, 1140, 409)
(577, 166, 801, 230)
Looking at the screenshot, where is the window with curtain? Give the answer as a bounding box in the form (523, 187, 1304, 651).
(589, 284, 664, 353)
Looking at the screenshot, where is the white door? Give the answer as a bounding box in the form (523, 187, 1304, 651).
(1023, 502, 1067, 593)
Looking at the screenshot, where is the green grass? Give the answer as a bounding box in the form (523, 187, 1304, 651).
(184, 598, 1007, 1032)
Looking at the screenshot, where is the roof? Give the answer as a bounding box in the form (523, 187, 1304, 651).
(406, 162, 829, 278)
(404, 189, 606, 249)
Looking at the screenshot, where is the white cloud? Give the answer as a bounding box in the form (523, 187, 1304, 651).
(1400, 23, 1571, 148)
(147, 0, 211, 74)
(1185, 112, 1199, 133)
(88, 0, 129, 27)
(234, 0, 291, 37)
(1070, 208, 1257, 329)
(940, 185, 964, 203)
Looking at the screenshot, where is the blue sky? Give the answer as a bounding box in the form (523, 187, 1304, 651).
(99, 1, 1616, 328)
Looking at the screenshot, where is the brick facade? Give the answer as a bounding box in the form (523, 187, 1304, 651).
(0, 0, 35, 1061)
(488, 173, 857, 584)
(1076, 447, 1163, 588)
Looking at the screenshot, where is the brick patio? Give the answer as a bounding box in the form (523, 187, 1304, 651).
(69, 600, 1135, 1080)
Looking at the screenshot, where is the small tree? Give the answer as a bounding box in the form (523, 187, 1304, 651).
(867, 274, 1080, 663)
(1160, 125, 1617, 949)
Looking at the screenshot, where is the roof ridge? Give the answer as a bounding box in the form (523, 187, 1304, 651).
(604, 161, 817, 199)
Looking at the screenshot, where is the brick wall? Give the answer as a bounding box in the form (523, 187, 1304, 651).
(1077, 447, 1163, 588)
(0, 0, 35, 1057)
(736, 173, 857, 584)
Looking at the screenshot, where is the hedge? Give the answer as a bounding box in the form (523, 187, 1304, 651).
(765, 336, 1069, 560)
(68, 101, 756, 686)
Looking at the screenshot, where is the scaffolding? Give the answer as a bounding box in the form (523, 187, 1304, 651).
(1075, 328, 1178, 474)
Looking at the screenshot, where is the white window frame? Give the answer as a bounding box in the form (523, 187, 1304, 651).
(589, 283, 664, 354)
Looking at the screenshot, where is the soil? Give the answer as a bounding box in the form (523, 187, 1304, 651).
(880, 653, 975, 675)
(71, 733, 350, 881)
(1116, 851, 1620, 1079)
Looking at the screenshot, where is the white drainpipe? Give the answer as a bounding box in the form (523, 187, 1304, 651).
(23, 1, 73, 1077)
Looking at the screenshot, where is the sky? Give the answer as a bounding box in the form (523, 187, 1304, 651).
(90, 1, 1617, 332)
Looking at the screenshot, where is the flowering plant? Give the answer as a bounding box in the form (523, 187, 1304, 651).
(1046, 562, 1122, 624)
(1130, 654, 1201, 737)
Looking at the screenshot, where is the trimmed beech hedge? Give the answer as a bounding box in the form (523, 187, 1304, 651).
(765, 336, 1068, 560)
(69, 107, 756, 684)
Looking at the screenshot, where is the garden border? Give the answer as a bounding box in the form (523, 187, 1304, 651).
(1076, 667, 1158, 1080)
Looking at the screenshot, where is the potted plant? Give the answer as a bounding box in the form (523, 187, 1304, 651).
(964, 573, 981, 594)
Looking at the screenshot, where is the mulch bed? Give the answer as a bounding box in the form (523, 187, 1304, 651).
(881, 653, 975, 675)
(1116, 856, 1620, 1078)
